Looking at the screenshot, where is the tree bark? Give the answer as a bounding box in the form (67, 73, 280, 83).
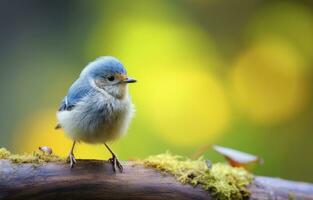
(0, 159, 312, 200)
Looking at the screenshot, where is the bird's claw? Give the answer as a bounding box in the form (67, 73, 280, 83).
(67, 153, 77, 168)
(108, 155, 123, 173)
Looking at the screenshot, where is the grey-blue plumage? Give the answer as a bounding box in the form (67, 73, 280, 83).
(56, 56, 136, 172)
(58, 56, 127, 112)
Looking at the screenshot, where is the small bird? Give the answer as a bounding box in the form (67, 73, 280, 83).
(55, 56, 136, 172)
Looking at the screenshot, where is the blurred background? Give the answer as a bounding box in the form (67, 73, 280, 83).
(0, 0, 312, 182)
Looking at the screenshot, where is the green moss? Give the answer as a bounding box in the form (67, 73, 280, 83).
(142, 152, 253, 200)
(1, 148, 252, 199)
(0, 148, 11, 158)
(0, 147, 65, 165)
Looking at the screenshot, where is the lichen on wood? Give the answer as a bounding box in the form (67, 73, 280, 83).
(142, 152, 253, 200)
(0, 147, 65, 165)
(1, 148, 313, 200)
(1, 148, 253, 199)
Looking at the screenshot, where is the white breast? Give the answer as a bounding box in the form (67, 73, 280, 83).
(57, 92, 135, 143)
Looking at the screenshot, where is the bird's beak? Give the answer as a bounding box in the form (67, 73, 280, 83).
(123, 77, 137, 83)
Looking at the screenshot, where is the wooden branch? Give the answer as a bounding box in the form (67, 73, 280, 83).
(0, 160, 312, 200)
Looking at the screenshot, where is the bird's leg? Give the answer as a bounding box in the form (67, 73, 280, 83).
(67, 140, 77, 168)
(104, 143, 123, 173)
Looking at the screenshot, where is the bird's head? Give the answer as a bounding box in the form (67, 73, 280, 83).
(82, 56, 136, 99)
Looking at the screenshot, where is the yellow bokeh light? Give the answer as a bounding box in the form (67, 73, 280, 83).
(230, 38, 308, 124)
(12, 110, 114, 159)
(139, 67, 230, 146)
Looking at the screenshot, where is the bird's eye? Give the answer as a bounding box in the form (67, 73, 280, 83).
(108, 76, 115, 81)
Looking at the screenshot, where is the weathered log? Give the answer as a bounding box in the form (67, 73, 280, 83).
(0, 159, 312, 200)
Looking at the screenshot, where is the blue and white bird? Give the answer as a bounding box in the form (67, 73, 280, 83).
(55, 56, 136, 172)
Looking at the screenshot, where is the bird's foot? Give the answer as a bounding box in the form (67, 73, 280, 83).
(108, 155, 123, 173)
(67, 153, 77, 168)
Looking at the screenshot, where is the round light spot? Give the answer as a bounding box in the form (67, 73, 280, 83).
(230, 38, 308, 124)
(138, 68, 230, 146)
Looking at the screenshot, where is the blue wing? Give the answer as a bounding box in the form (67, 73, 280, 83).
(58, 78, 91, 111)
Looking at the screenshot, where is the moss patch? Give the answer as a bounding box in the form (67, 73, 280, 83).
(142, 152, 253, 200)
(0, 147, 11, 158)
(0, 147, 65, 165)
